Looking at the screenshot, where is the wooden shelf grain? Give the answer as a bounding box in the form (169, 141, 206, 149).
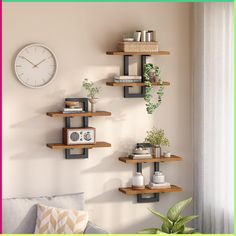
(119, 185, 182, 195)
(106, 81, 170, 87)
(106, 51, 170, 56)
(47, 111, 111, 118)
(119, 155, 182, 164)
(47, 142, 111, 149)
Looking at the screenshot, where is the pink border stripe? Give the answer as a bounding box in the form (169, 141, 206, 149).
(0, 0, 2, 233)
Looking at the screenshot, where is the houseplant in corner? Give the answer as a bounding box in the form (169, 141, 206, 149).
(144, 63, 165, 114)
(138, 197, 198, 234)
(144, 127, 169, 158)
(82, 78, 101, 112)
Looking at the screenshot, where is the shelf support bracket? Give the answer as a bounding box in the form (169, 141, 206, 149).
(64, 98, 89, 159)
(123, 55, 149, 98)
(135, 147, 160, 203)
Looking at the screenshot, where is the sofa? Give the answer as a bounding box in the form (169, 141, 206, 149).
(3, 192, 109, 234)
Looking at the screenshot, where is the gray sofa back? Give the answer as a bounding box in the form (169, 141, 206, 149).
(3, 193, 84, 234)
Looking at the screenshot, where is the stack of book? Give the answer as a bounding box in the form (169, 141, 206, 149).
(129, 153, 152, 160)
(147, 182, 171, 189)
(63, 106, 84, 114)
(114, 75, 142, 83)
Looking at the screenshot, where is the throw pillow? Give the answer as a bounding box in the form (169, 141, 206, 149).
(34, 204, 88, 234)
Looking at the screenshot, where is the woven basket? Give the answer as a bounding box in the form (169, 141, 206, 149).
(117, 42, 159, 52)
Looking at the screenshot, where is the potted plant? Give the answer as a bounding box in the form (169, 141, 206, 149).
(144, 127, 169, 157)
(82, 79, 101, 112)
(144, 63, 165, 114)
(138, 197, 198, 234)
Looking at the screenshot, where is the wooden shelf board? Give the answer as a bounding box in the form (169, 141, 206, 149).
(106, 81, 170, 87)
(119, 185, 182, 195)
(47, 142, 111, 149)
(106, 51, 170, 56)
(119, 155, 182, 164)
(47, 111, 111, 118)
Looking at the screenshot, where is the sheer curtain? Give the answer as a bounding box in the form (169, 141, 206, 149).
(193, 3, 234, 234)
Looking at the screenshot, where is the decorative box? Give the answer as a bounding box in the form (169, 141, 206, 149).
(117, 42, 159, 52)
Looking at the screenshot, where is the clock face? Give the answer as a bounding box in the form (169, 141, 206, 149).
(15, 44, 57, 88)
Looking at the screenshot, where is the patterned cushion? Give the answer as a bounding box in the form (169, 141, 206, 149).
(34, 204, 88, 234)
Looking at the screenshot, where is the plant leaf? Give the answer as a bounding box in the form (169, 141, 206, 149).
(148, 208, 172, 228)
(172, 225, 185, 234)
(172, 215, 198, 232)
(161, 222, 170, 233)
(182, 227, 196, 233)
(137, 228, 160, 234)
(167, 197, 192, 222)
(155, 229, 167, 234)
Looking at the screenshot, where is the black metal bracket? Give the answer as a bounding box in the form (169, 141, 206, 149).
(135, 143, 160, 203)
(64, 98, 89, 159)
(123, 55, 149, 98)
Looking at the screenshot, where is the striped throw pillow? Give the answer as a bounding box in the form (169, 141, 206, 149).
(34, 204, 88, 234)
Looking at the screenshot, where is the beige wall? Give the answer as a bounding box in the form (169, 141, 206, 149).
(3, 3, 192, 233)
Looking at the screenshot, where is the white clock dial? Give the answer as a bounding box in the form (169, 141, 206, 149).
(14, 44, 57, 88)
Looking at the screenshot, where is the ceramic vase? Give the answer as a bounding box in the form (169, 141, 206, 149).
(88, 98, 97, 113)
(152, 145, 161, 158)
(132, 172, 144, 189)
(153, 171, 165, 184)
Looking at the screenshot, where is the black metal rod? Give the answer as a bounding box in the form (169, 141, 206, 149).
(154, 162, 160, 172)
(137, 163, 142, 173)
(124, 55, 129, 75)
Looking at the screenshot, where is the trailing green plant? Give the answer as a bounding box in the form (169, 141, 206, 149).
(144, 63, 164, 114)
(82, 78, 101, 99)
(144, 127, 170, 147)
(138, 197, 198, 234)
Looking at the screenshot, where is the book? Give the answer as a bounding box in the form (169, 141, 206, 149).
(114, 79, 142, 83)
(114, 75, 142, 80)
(147, 182, 171, 189)
(63, 107, 83, 112)
(63, 111, 85, 114)
(129, 154, 152, 159)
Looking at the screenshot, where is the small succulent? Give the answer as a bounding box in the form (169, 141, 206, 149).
(144, 63, 165, 114)
(138, 197, 198, 234)
(144, 127, 170, 147)
(82, 78, 101, 99)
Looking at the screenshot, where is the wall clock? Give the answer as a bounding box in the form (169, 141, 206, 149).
(14, 43, 57, 88)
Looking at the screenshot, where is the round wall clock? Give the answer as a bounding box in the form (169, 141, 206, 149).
(14, 43, 57, 88)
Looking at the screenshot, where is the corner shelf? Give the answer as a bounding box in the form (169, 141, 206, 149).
(47, 111, 111, 118)
(106, 82, 170, 87)
(119, 185, 182, 195)
(119, 155, 182, 164)
(106, 50, 170, 98)
(106, 51, 170, 56)
(47, 142, 111, 149)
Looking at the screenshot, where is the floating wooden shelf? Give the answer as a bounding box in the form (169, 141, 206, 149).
(119, 185, 182, 195)
(106, 81, 170, 87)
(106, 51, 170, 56)
(47, 111, 111, 118)
(119, 155, 182, 164)
(47, 142, 111, 149)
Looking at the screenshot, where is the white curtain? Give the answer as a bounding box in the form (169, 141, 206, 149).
(193, 2, 234, 234)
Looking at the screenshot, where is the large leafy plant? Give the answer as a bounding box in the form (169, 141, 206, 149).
(145, 127, 170, 147)
(82, 78, 101, 99)
(144, 63, 165, 114)
(138, 197, 198, 234)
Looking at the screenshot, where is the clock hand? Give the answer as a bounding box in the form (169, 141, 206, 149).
(20, 56, 38, 67)
(34, 56, 51, 68)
